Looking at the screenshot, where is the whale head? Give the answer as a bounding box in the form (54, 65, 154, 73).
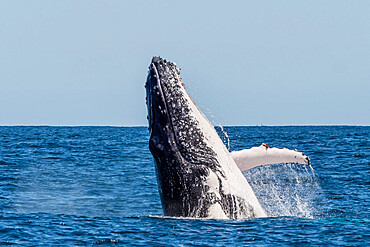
(145, 56, 265, 219)
(146, 56, 219, 217)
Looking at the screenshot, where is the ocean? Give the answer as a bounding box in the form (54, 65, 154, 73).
(0, 126, 368, 246)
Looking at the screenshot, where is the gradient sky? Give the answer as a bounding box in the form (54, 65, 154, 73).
(1, 1, 369, 126)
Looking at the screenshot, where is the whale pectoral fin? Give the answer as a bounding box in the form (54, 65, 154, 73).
(230, 144, 310, 172)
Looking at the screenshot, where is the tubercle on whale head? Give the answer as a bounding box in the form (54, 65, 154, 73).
(145, 56, 219, 165)
(146, 57, 190, 126)
(145, 56, 212, 167)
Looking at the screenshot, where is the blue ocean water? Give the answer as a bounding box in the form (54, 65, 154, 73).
(0, 126, 368, 246)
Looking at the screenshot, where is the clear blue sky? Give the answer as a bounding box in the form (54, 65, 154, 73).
(1, 1, 369, 126)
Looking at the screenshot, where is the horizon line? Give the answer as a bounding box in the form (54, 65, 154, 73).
(0, 124, 369, 127)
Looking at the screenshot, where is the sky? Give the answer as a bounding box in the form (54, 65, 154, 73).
(0, 0, 369, 126)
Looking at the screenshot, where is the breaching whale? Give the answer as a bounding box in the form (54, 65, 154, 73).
(145, 56, 310, 219)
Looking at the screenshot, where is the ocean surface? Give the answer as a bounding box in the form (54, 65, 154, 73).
(0, 126, 369, 246)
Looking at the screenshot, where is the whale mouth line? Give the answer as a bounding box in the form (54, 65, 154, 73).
(149, 60, 185, 157)
(151, 62, 172, 119)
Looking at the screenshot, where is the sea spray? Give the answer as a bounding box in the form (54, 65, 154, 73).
(244, 163, 323, 218)
(217, 125, 231, 151)
(207, 122, 321, 218)
(185, 86, 231, 151)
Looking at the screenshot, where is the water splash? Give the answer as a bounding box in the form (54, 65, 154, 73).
(197, 105, 231, 150)
(199, 104, 230, 150)
(217, 125, 230, 150)
(244, 163, 323, 218)
(185, 84, 231, 150)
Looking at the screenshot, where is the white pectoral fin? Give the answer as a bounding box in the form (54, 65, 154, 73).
(231, 144, 310, 172)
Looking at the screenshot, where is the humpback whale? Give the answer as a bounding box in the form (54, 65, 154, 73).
(145, 57, 310, 219)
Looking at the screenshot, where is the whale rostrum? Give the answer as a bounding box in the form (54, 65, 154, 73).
(145, 56, 310, 219)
